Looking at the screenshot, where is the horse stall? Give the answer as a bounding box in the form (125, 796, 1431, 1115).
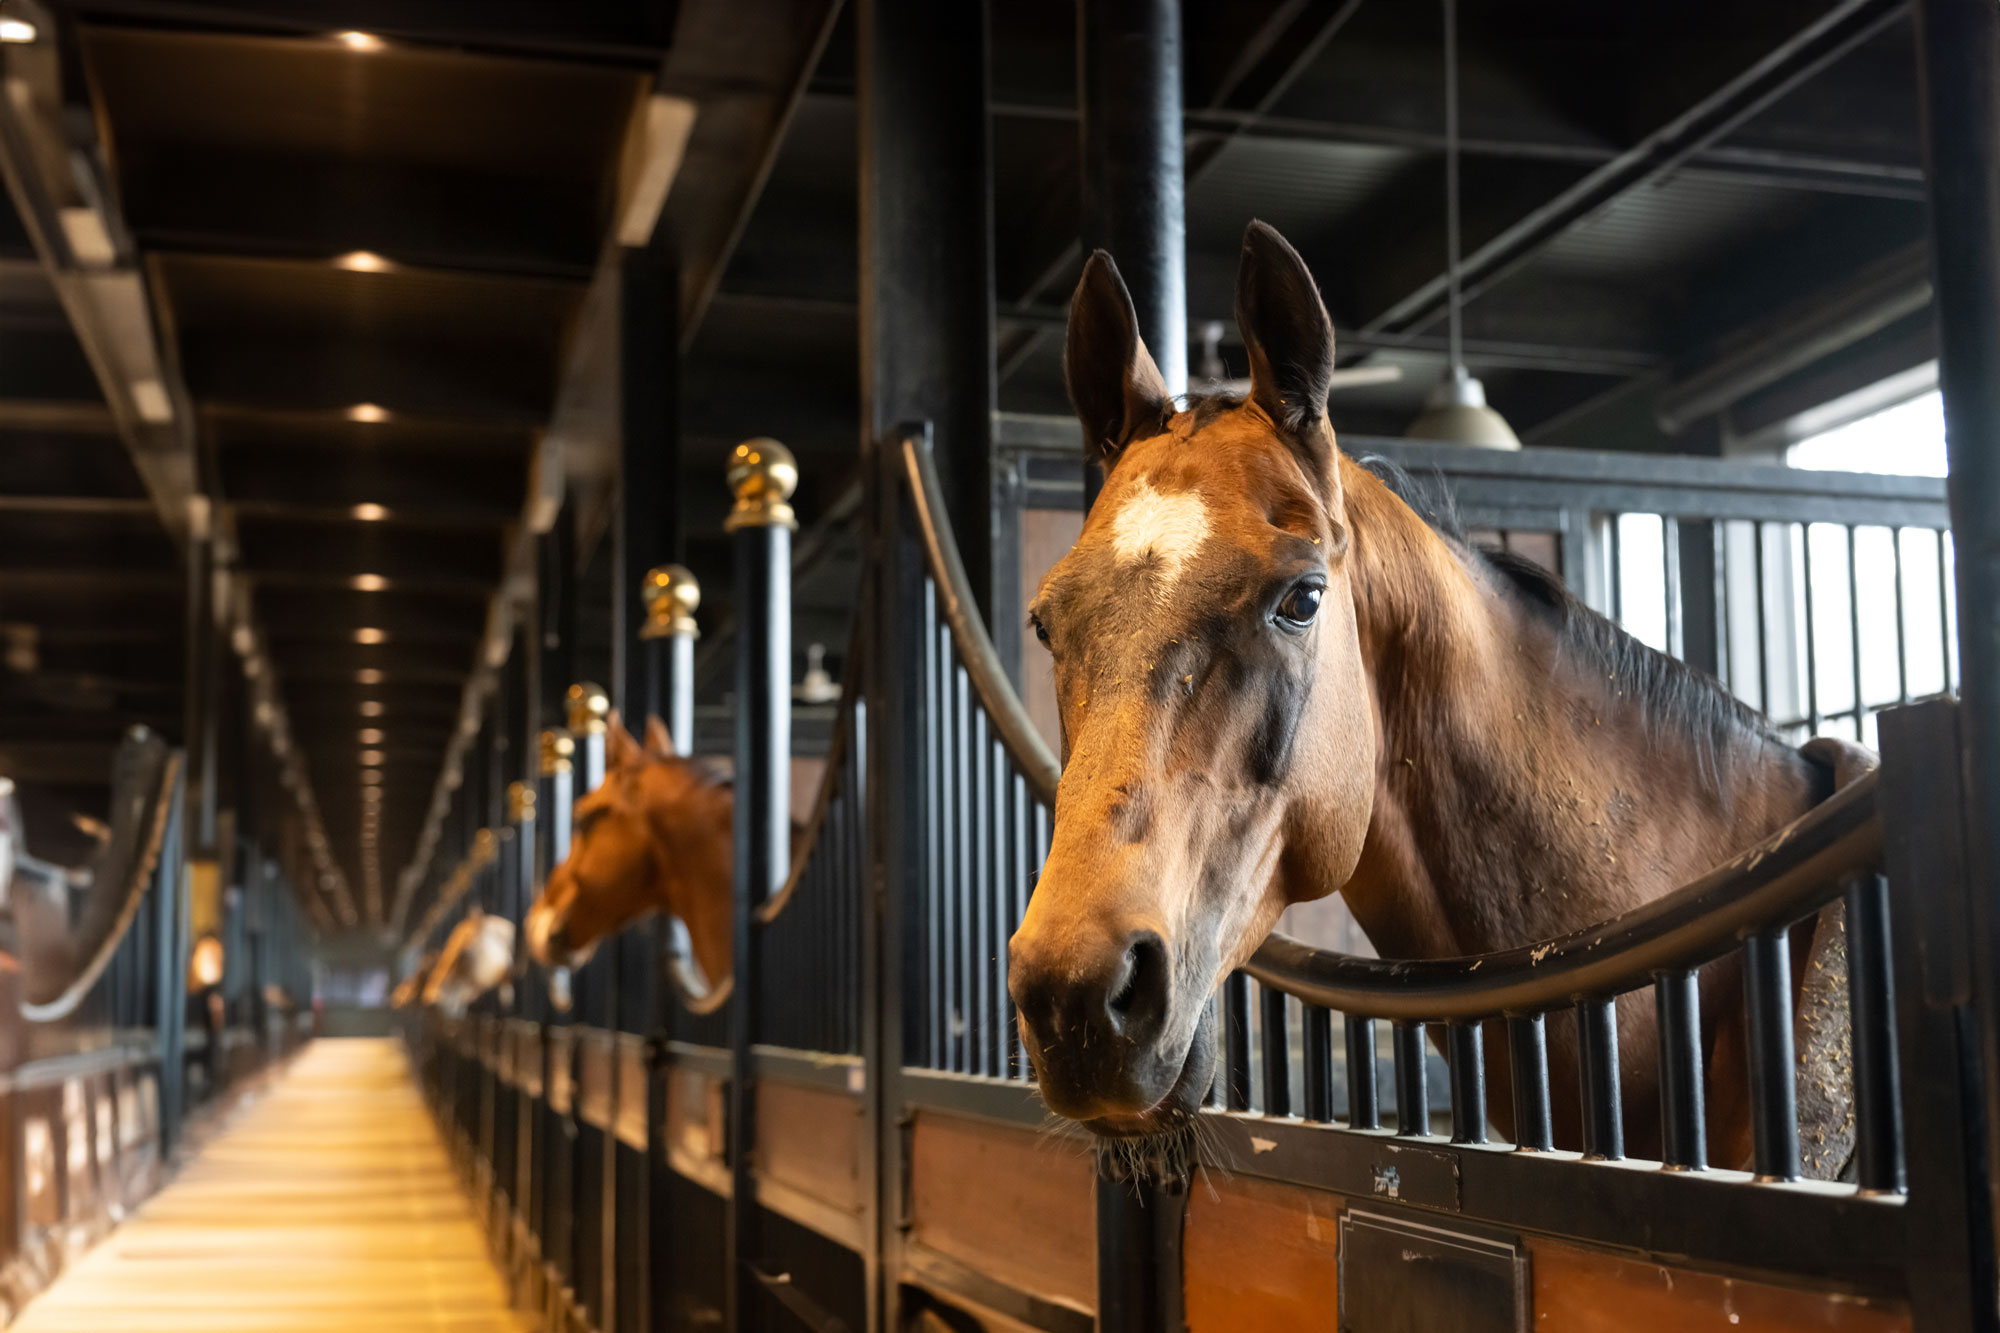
(0, 730, 317, 1321)
(372, 3, 2000, 1333)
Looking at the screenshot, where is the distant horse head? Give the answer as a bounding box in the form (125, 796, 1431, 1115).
(1007, 222, 1376, 1134)
(524, 716, 734, 992)
(424, 908, 514, 1017)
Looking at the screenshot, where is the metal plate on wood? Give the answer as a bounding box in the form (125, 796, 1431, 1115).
(1339, 1210, 1526, 1333)
(615, 1034, 648, 1151)
(577, 1030, 614, 1130)
(547, 1027, 573, 1115)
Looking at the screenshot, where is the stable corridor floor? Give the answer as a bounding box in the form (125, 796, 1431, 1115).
(14, 1038, 529, 1333)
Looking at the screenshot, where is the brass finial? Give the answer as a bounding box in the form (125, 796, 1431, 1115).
(565, 682, 609, 736)
(507, 780, 536, 823)
(640, 564, 701, 640)
(724, 437, 798, 532)
(539, 729, 574, 776)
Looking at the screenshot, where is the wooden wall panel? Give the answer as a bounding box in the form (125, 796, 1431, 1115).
(907, 1112, 1095, 1312)
(1184, 1173, 1341, 1333)
(1529, 1239, 1911, 1332)
(759, 1081, 862, 1213)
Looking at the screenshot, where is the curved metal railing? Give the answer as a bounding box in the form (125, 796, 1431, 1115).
(19, 731, 181, 1024)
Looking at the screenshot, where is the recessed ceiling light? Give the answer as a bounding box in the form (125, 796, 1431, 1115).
(357, 668, 384, 684)
(347, 403, 389, 424)
(352, 503, 389, 521)
(354, 627, 386, 645)
(358, 728, 384, 744)
(352, 574, 387, 592)
(361, 773, 383, 788)
(0, 17, 37, 43)
(334, 250, 394, 274)
(335, 30, 384, 52)
(360, 700, 384, 717)
(360, 749, 385, 765)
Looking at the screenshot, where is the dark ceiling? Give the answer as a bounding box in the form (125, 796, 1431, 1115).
(0, 0, 1938, 930)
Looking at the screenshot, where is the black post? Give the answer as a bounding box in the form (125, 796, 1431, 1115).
(640, 565, 701, 756)
(616, 243, 681, 723)
(1914, 0, 2000, 1236)
(1077, 0, 1186, 517)
(725, 440, 795, 1333)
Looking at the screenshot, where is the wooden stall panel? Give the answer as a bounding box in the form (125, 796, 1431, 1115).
(1529, 1239, 1911, 1331)
(665, 1066, 729, 1196)
(757, 1080, 864, 1244)
(1185, 1173, 1341, 1333)
(906, 1112, 1095, 1314)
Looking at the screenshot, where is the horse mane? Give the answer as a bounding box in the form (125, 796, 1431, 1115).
(1352, 454, 1784, 782)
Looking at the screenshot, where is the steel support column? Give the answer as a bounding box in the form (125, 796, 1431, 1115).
(1077, 0, 1187, 518)
(1915, 0, 2000, 1261)
(858, 0, 997, 622)
(616, 243, 681, 725)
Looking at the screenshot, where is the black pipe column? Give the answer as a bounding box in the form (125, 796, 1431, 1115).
(724, 441, 795, 1332)
(1077, 0, 1188, 514)
(859, 5, 998, 1328)
(1915, 0, 2000, 1251)
(1078, 4, 1191, 1328)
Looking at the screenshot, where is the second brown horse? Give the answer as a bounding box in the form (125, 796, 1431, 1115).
(525, 717, 735, 996)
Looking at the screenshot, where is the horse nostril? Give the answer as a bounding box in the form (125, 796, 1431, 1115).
(1105, 930, 1169, 1041)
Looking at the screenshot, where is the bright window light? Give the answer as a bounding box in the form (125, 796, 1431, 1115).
(1788, 390, 1947, 477)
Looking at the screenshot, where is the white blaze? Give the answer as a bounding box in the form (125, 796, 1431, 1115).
(1110, 478, 1209, 593)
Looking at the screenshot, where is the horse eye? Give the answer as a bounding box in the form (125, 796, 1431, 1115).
(1030, 615, 1051, 647)
(1276, 583, 1323, 628)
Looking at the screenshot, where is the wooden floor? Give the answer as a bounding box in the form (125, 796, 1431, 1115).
(14, 1038, 531, 1333)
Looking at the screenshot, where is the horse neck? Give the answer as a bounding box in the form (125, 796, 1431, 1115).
(641, 770, 735, 976)
(1331, 462, 1823, 960)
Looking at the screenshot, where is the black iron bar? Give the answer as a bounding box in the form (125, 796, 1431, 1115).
(1802, 523, 1822, 735)
(1847, 525, 1866, 740)
(1654, 970, 1707, 1170)
(1506, 1014, 1553, 1151)
(1223, 971, 1251, 1111)
(1577, 999, 1624, 1161)
(1346, 1015, 1380, 1129)
(1394, 1021, 1430, 1136)
(1260, 984, 1291, 1117)
(1303, 1004, 1334, 1122)
(922, 585, 944, 1069)
(951, 662, 973, 1072)
(1844, 872, 1906, 1192)
(1448, 1023, 1487, 1144)
(972, 708, 993, 1077)
(1744, 928, 1801, 1181)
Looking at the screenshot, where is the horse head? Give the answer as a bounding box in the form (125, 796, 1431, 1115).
(525, 716, 734, 992)
(425, 908, 515, 1017)
(1007, 221, 1376, 1136)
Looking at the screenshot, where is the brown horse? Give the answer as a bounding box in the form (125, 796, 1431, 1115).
(1008, 220, 1848, 1172)
(524, 717, 735, 997)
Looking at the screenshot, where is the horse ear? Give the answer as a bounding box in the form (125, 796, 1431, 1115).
(1235, 220, 1337, 476)
(606, 715, 644, 770)
(1065, 250, 1173, 473)
(643, 716, 675, 761)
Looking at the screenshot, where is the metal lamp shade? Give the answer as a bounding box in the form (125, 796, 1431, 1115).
(1406, 367, 1522, 450)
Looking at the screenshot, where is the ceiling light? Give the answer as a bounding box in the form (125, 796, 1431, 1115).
(129, 379, 172, 423)
(360, 700, 384, 717)
(351, 503, 388, 521)
(335, 30, 384, 51)
(0, 17, 37, 42)
(357, 669, 384, 684)
(334, 250, 394, 274)
(360, 749, 385, 765)
(361, 771, 383, 786)
(351, 574, 387, 592)
(618, 95, 699, 247)
(359, 728, 384, 744)
(354, 627, 386, 645)
(346, 403, 389, 424)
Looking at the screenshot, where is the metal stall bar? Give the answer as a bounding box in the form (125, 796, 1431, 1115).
(725, 439, 797, 1332)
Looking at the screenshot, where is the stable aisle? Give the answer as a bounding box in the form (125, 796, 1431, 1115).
(13, 1038, 528, 1333)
